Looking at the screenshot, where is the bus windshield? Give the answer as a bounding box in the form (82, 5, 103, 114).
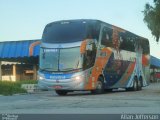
(42, 22, 87, 43)
(40, 47, 83, 72)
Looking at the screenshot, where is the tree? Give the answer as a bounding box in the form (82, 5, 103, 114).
(143, 0, 160, 42)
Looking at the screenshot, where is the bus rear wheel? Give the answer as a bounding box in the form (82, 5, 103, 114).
(91, 77, 104, 94)
(104, 89, 113, 92)
(132, 79, 138, 91)
(55, 90, 68, 96)
(138, 77, 143, 91)
(126, 78, 138, 91)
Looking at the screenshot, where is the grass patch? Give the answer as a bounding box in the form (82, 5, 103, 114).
(16, 80, 38, 86)
(0, 80, 38, 96)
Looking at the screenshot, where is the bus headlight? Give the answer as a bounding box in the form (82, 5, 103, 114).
(72, 75, 84, 82)
(75, 76, 81, 80)
(38, 74, 45, 80)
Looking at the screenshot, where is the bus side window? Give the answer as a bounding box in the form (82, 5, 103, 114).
(119, 33, 135, 52)
(141, 39, 150, 54)
(93, 23, 101, 41)
(101, 27, 113, 47)
(86, 23, 100, 41)
(119, 33, 126, 50)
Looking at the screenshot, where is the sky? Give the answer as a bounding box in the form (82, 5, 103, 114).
(0, 0, 160, 58)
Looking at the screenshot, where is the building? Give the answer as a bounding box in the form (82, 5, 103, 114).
(0, 40, 40, 81)
(150, 56, 160, 82)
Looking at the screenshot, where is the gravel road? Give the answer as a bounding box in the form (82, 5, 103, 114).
(0, 83, 160, 114)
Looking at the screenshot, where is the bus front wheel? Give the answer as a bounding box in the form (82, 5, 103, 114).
(55, 90, 68, 96)
(91, 77, 104, 94)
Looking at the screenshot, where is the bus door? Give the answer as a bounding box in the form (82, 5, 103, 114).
(81, 39, 99, 90)
(83, 39, 97, 70)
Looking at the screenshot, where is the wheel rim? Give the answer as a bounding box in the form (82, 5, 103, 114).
(91, 77, 104, 94)
(97, 81, 102, 90)
(134, 80, 137, 90)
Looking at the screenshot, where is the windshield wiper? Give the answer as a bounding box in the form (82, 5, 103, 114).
(59, 68, 82, 72)
(40, 68, 54, 72)
(61, 68, 74, 71)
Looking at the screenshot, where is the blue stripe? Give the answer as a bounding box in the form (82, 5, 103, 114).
(44, 73, 73, 80)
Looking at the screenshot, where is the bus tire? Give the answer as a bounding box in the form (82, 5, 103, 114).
(126, 88, 132, 91)
(126, 77, 138, 91)
(104, 89, 113, 92)
(91, 77, 104, 94)
(55, 90, 68, 96)
(132, 79, 138, 91)
(138, 77, 143, 90)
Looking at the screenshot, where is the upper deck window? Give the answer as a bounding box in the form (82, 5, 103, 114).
(42, 21, 87, 43)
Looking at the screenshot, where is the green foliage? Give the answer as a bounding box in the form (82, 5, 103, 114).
(0, 80, 37, 95)
(143, 0, 160, 42)
(16, 80, 38, 85)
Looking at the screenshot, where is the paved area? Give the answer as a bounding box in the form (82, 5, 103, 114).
(0, 83, 160, 114)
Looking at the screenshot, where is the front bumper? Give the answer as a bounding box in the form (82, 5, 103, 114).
(38, 78, 85, 91)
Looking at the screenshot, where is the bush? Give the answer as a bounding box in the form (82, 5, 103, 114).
(0, 80, 37, 96)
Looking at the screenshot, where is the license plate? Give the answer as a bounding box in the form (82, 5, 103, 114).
(54, 85, 62, 89)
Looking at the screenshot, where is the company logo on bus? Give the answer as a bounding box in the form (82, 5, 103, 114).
(50, 76, 66, 80)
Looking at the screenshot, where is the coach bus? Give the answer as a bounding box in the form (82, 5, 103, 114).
(38, 19, 150, 95)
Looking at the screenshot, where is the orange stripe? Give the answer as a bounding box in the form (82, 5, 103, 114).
(142, 54, 149, 66)
(85, 47, 112, 90)
(80, 40, 87, 54)
(119, 62, 135, 86)
(29, 41, 41, 56)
